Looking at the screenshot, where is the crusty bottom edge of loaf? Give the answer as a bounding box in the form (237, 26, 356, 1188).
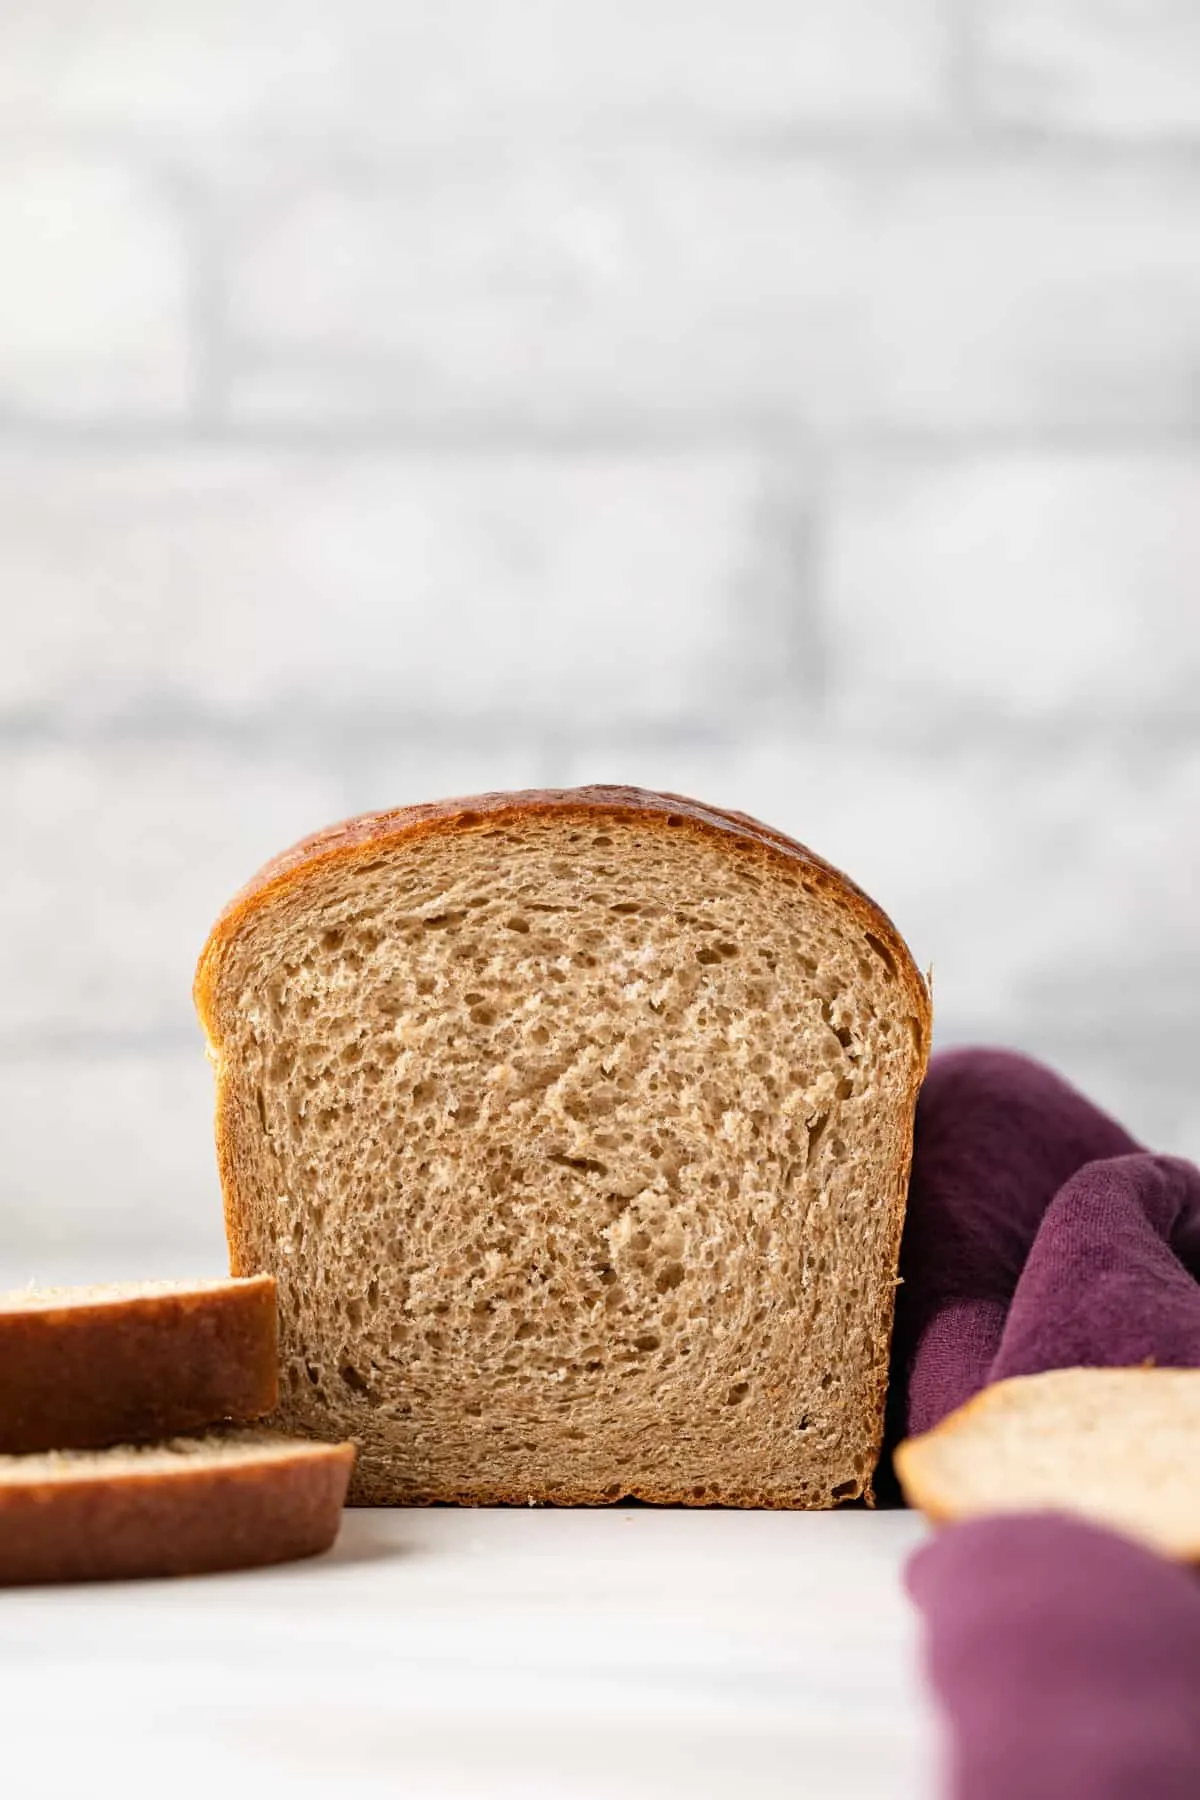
(346, 1470, 877, 1509)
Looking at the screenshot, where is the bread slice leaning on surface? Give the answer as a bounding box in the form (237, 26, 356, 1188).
(196, 786, 931, 1507)
(895, 1368, 1200, 1562)
(0, 1277, 278, 1454)
(0, 1430, 354, 1586)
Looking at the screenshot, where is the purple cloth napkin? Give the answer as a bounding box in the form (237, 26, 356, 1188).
(908, 1515, 1200, 1800)
(890, 1048, 1200, 1800)
(891, 1047, 1200, 1436)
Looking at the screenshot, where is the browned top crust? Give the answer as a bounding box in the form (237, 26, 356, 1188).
(195, 785, 931, 1056)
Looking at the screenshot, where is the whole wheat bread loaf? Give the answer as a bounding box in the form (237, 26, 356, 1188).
(895, 1367, 1200, 1561)
(196, 786, 931, 1506)
(0, 1429, 354, 1585)
(0, 1277, 277, 1454)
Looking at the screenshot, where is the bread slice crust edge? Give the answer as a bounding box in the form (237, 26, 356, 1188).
(0, 1433, 355, 1585)
(0, 1276, 279, 1455)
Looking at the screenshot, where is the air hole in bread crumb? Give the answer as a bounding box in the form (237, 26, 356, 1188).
(655, 1262, 685, 1293)
(548, 1153, 608, 1177)
(863, 931, 897, 978)
(610, 901, 640, 914)
(634, 1332, 660, 1353)
(505, 916, 530, 933)
(726, 1381, 750, 1405)
(423, 911, 466, 930)
(345, 1298, 363, 1328)
(340, 1363, 369, 1394)
(831, 1479, 859, 1500)
(366, 1279, 380, 1309)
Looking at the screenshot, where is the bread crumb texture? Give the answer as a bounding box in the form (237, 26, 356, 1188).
(0, 1429, 334, 1486)
(201, 795, 928, 1506)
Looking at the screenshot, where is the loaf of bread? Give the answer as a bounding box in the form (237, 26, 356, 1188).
(0, 1430, 354, 1585)
(196, 786, 931, 1505)
(0, 1277, 277, 1454)
(895, 1367, 1200, 1561)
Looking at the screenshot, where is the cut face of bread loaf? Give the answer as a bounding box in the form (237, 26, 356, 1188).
(196, 786, 930, 1506)
(0, 1277, 277, 1454)
(0, 1430, 354, 1585)
(895, 1368, 1200, 1561)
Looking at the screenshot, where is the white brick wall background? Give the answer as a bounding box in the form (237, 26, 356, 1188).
(1, 2, 1198, 1270)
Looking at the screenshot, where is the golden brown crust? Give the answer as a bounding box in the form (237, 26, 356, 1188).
(0, 1279, 278, 1455)
(195, 785, 931, 1055)
(0, 1440, 354, 1586)
(195, 786, 931, 1508)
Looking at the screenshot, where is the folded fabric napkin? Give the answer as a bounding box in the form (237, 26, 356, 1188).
(890, 1048, 1200, 1800)
(907, 1514, 1200, 1800)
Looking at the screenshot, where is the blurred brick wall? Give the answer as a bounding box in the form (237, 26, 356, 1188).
(1, 2, 1198, 1266)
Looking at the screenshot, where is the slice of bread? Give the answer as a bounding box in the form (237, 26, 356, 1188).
(0, 1430, 354, 1585)
(895, 1367, 1200, 1561)
(196, 786, 931, 1506)
(0, 1277, 278, 1454)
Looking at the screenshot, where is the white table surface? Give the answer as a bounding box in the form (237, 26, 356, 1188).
(1, 1505, 939, 1800)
